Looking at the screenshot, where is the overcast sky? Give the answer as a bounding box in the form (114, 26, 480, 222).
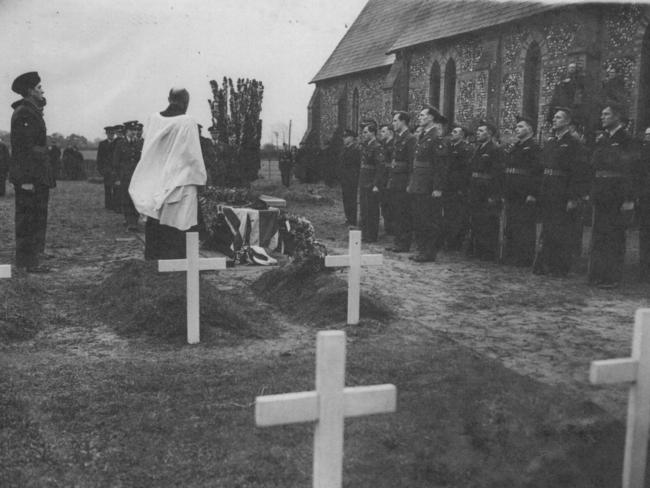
(0, 0, 367, 144)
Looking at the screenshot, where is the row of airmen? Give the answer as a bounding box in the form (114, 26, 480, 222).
(339, 103, 648, 288)
(97, 121, 227, 231)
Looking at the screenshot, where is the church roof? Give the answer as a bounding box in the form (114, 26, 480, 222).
(389, 0, 556, 52)
(312, 0, 560, 83)
(310, 0, 419, 83)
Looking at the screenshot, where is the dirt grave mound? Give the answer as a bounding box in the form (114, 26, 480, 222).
(252, 259, 394, 327)
(0, 277, 47, 342)
(88, 260, 278, 341)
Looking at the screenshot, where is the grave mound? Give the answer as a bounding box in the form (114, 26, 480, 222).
(252, 257, 394, 326)
(88, 260, 278, 341)
(0, 277, 46, 342)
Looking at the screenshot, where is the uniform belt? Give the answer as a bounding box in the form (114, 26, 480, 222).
(391, 161, 409, 170)
(360, 164, 376, 170)
(595, 170, 625, 178)
(543, 169, 567, 177)
(505, 167, 531, 176)
(471, 172, 492, 179)
(413, 160, 430, 169)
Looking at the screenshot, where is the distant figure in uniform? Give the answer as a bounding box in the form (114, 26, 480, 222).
(96, 126, 117, 209)
(338, 130, 360, 226)
(639, 127, 650, 282)
(385, 111, 416, 253)
(535, 107, 589, 277)
(468, 122, 502, 261)
(0, 139, 10, 197)
(358, 121, 384, 243)
(588, 104, 638, 288)
(444, 125, 472, 251)
(407, 105, 449, 262)
(378, 123, 395, 235)
(129, 87, 207, 260)
(48, 143, 61, 181)
(9, 71, 55, 272)
(113, 121, 143, 230)
(547, 63, 586, 127)
(109, 124, 124, 212)
(279, 143, 293, 187)
(502, 115, 542, 266)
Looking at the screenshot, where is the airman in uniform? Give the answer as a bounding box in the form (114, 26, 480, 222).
(407, 105, 449, 262)
(468, 122, 502, 261)
(358, 121, 385, 242)
(444, 125, 472, 251)
(96, 126, 117, 209)
(588, 104, 638, 287)
(385, 111, 416, 252)
(113, 120, 143, 230)
(535, 107, 589, 277)
(502, 115, 542, 266)
(338, 129, 361, 226)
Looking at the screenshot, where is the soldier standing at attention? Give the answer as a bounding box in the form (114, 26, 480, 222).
(407, 105, 449, 262)
(0, 138, 10, 197)
(467, 122, 502, 261)
(385, 111, 416, 253)
(338, 129, 361, 226)
(638, 127, 650, 282)
(113, 120, 143, 231)
(9, 71, 55, 272)
(378, 123, 395, 235)
(502, 116, 542, 266)
(535, 107, 588, 277)
(443, 125, 472, 251)
(279, 143, 293, 187)
(588, 104, 638, 288)
(358, 121, 384, 243)
(96, 126, 117, 210)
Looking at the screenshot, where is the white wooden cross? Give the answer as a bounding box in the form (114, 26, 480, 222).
(324, 230, 383, 325)
(590, 308, 650, 488)
(158, 232, 227, 344)
(255, 330, 396, 488)
(0, 264, 10, 278)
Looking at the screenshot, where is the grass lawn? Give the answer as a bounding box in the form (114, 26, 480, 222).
(0, 179, 646, 487)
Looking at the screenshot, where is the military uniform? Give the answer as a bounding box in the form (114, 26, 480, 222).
(338, 142, 361, 226)
(502, 137, 542, 266)
(638, 141, 650, 281)
(9, 98, 55, 269)
(407, 127, 448, 261)
(0, 141, 10, 196)
(358, 138, 384, 242)
(279, 149, 293, 187)
(588, 127, 638, 286)
(387, 129, 416, 251)
(444, 139, 471, 250)
(113, 135, 143, 229)
(468, 140, 502, 260)
(96, 135, 117, 209)
(536, 131, 589, 276)
(378, 137, 394, 234)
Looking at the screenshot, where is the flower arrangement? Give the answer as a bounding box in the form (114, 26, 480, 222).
(278, 212, 328, 272)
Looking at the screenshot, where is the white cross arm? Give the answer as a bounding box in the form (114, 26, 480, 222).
(0, 265, 10, 278)
(255, 384, 396, 427)
(590, 358, 638, 385)
(158, 258, 227, 272)
(325, 254, 383, 268)
(343, 384, 396, 417)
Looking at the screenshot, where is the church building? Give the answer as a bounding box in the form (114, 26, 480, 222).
(305, 0, 650, 143)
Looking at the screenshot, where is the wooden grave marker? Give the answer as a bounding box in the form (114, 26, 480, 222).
(0, 264, 10, 278)
(255, 330, 396, 488)
(590, 308, 650, 488)
(158, 232, 227, 344)
(324, 230, 383, 325)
